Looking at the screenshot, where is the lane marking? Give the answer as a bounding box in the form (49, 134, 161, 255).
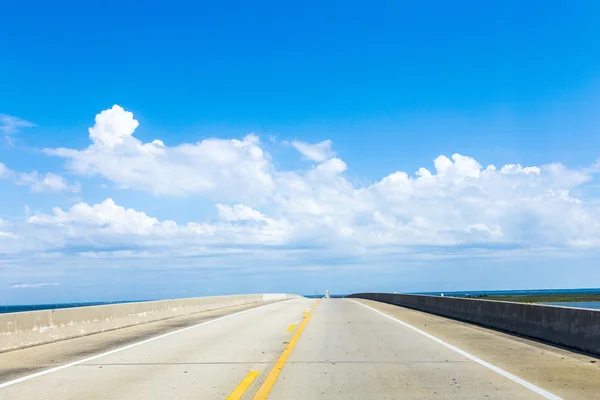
(226, 370, 260, 400)
(286, 324, 296, 332)
(253, 301, 319, 399)
(0, 301, 285, 390)
(351, 300, 563, 400)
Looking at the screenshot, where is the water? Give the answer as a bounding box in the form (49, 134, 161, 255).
(0, 300, 144, 314)
(542, 301, 600, 310)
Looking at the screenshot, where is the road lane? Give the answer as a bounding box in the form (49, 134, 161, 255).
(0, 298, 313, 399)
(268, 299, 561, 399)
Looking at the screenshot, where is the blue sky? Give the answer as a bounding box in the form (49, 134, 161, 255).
(1, 1, 600, 304)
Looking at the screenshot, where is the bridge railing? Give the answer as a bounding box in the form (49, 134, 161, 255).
(0, 293, 300, 353)
(347, 292, 600, 356)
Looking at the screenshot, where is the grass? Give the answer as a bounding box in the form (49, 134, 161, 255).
(457, 294, 600, 303)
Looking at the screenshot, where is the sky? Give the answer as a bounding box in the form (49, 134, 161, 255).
(1, 1, 600, 304)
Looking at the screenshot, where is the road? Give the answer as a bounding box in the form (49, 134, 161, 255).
(1, 298, 599, 399)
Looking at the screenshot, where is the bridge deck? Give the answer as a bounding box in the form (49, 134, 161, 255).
(1, 298, 598, 399)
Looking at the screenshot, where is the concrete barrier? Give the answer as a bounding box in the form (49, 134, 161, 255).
(347, 293, 600, 356)
(0, 293, 300, 353)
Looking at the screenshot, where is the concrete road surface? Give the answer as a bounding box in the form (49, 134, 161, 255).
(1, 298, 599, 399)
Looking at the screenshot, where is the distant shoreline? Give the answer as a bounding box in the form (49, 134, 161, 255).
(414, 288, 600, 304)
(457, 293, 600, 303)
(417, 287, 600, 298)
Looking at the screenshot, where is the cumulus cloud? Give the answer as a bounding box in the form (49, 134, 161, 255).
(10, 146, 599, 260)
(2, 104, 599, 262)
(24, 198, 290, 251)
(0, 162, 79, 193)
(291, 139, 335, 162)
(358, 154, 600, 247)
(0, 151, 598, 265)
(88, 105, 140, 148)
(47, 105, 274, 202)
(28, 198, 176, 235)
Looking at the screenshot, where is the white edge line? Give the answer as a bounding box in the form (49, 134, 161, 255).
(351, 300, 563, 400)
(0, 301, 282, 389)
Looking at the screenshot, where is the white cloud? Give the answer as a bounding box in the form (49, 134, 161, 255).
(24, 198, 290, 251)
(217, 204, 269, 222)
(291, 139, 335, 162)
(11, 282, 59, 289)
(0, 162, 79, 193)
(28, 198, 180, 236)
(0, 162, 11, 179)
(500, 164, 541, 175)
(1, 105, 599, 263)
(19, 172, 80, 193)
(88, 105, 140, 148)
(312, 158, 347, 176)
(0, 114, 35, 135)
(0, 114, 35, 145)
(5, 150, 600, 256)
(47, 105, 274, 202)
(0, 219, 19, 239)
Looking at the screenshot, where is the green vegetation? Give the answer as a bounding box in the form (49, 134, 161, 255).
(457, 294, 600, 303)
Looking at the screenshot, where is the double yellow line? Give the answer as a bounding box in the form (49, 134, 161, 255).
(226, 300, 319, 400)
(253, 301, 318, 399)
(226, 370, 260, 400)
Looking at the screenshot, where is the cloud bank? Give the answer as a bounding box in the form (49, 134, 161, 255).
(0, 105, 582, 258)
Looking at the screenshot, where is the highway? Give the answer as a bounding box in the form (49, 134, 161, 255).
(1, 298, 599, 399)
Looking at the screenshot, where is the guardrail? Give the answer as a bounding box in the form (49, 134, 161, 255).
(0, 293, 300, 353)
(347, 292, 600, 356)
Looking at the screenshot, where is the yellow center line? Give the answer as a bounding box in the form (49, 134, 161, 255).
(286, 324, 296, 332)
(253, 301, 319, 400)
(226, 370, 260, 400)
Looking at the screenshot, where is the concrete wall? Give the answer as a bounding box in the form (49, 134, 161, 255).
(0, 293, 300, 353)
(348, 293, 600, 356)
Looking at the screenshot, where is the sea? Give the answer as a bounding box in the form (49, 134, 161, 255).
(3, 288, 600, 314)
(0, 300, 144, 314)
